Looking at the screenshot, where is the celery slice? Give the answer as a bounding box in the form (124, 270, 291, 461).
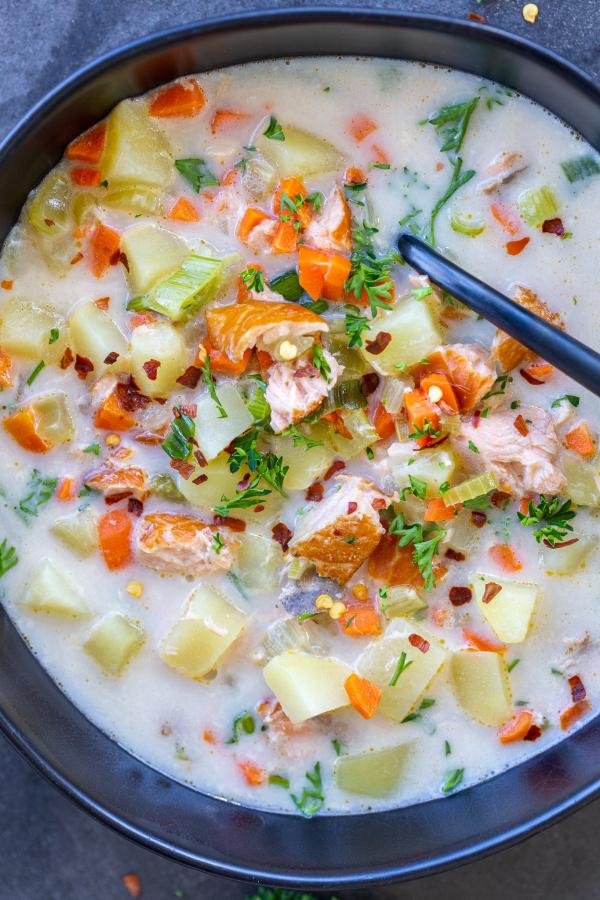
(381, 586, 427, 619)
(27, 172, 72, 236)
(450, 209, 485, 236)
(517, 185, 559, 227)
(561, 154, 600, 184)
(128, 253, 225, 321)
(442, 471, 498, 506)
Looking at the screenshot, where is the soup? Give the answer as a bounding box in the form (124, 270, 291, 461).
(1, 57, 600, 815)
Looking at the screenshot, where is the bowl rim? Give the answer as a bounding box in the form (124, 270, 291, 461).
(2, 7, 600, 888)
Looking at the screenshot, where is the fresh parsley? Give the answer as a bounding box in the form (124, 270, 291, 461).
(241, 266, 264, 293)
(551, 394, 580, 409)
(482, 373, 512, 401)
(212, 532, 224, 554)
(345, 219, 399, 316)
(162, 411, 195, 460)
(283, 424, 323, 450)
(225, 712, 255, 744)
(48, 328, 60, 344)
(427, 156, 475, 245)
(0, 539, 18, 577)
(18, 469, 58, 520)
(290, 762, 324, 818)
(311, 344, 332, 383)
(26, 361, 45, 386)
(400, 474, 428, 501)
(442, 767, 465, 794)
(215, 453, 288, 515)
(268, 774, 291, 790)
(518, 495, 575, 546)
(83, 442, 101, 456)
(389, 651, 413, 686)
(408, 419, 442, 441)
(467, 440, 479, 454)
(263, 116, 285, 141)
(174, 158, 219, 192)
(422, 97, 479, 154)
(202, 355, 227, 419)
(389, 512, 446, 591)
(344, 304, 371, 348)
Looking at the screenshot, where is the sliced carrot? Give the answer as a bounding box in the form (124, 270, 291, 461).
(271, 219, 298, 254)
(498, 710, 534, 744)
(238, 760, 265, 786)
(506, 236, 530, 256)
(1, 279, 13, 290)
(149, 80, 205, 118)
(564, 422, 596, 458)
(210, 109, 249, 133)
(424, 497, 462, 522)
(462, 627, 506, 653)
(489, 543, 522, 572)
(66, 123, 106, 165)
(70, 166, 101, 187)
(323, 253, 351, 301)
(94, 391, 136, 431)
(0, 349, 13, 388)
(404, 388, 441, 448)
(167, 196, 200, 222)
(203, 340, 252, 376)
(420, 372, 460, 414)
(56, 477, 76, 502)
(521, 360, 553, 382)
(339, 603, 382, 638)
(348, 113, 378, 143)
(237, 207, 273, 243)
(3, 407, 51, 453)
(89, 223, 120, 278)
(345, 165, 367, 184)
(220, 167, 239, 187)
(122, 874, 142, 898)
(368, 532, 423, 588)
(371, 143, 390, 165)
(98, 509, 133, 570)
(298, 245, 327, 299)
(490, 201, 520, 236)
(344, 673, 382, 719)
(560, 699, 591, 731)
(373, 402, 396, 441)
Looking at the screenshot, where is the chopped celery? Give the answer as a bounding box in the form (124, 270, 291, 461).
(360, 299, 441, 375)
(71, 192, 99, 227)
(517, 185, 559, 228)
(335, 745, 409, 797)
(561, 154, 600, 184)
(128, 253, 225, 321)
(194, 383, 254, 461)
(22, 559, 89, 617)
(149, 473, 186, 502)
(51, 508, 98, 557)
(255, 123, 345, 177)
(69, 302, 128, 375)
(262, 617, 310, 659)
(27, 172, 72, 235)
(322, 335, 368, 378)
(103, 100, 173, 188)
(130, 322, 186, 398)
(103, 186, 163, 217)
(233, 529, 284, 593)
(380, 378, 407, 415)
(472, 575, 539, 643)
(450, 209, 485, 236)
(381, 586, 427, 619)
(322, 408, 378, 458)
(269, 269, 304, 301)
(84, 612, 145, 675)
(121, 223, 187, 294)
(263, 651, 352, 723)
(389, 444, 457, 499)
(442, 471, 498, 506)
(450, 651, 512, 726)
(541, 535, 597, 575)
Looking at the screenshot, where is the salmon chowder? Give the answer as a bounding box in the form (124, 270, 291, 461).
(1, 58, 600, 815)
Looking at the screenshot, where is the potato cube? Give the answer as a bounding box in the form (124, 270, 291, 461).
(121, 223, 187, 295)
(360, 300, 441, 374)
(472, 575, 539, 643)
(84, 611, 145, 675)
(194, 383, 253, 461)
(388, 443, 457, 498)
(104, 100, 173, 188)
(22, 558, 89, 617)
(51, 508, 98, 558)
(130, 322, 185, 398)
(334, 745, 409, 797)
(541, 536, 597, 575)
(263, 651, 352, 724)
(68, 302, 128, 376)
(0, 298, 62, 362)
(450, 650, 512, 726)
(255, 122, 345, 177)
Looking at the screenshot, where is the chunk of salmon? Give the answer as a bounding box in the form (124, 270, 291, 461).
(257, 698, 324, 760)
(135, 512, 238, 576)
(265, 351, 342, 432)
(304, 185, 352, 253)
(416, 343, 496, 412)
(368, 532, 424, 588)
(478, 151, 527, 193)
(244, 217, 279, 254)
(452, 405, 566, 495)
(85, 463, 148, 500)
(492, 286, 563, 372)
(289, 475, 388, 584)
(205, 300, 328, 365)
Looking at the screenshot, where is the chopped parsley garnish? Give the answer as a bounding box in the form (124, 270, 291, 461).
(551, 394, 580, 409)
(225, 712, 255, 744)
(283, 424, 323, 450)
(389, 650, 413, 686)
(307, 191, 324, 213)
(421, 96, 479, 154)
(303, 299, 328, 314)
(268, 774, 290, 789)
(365, 446, 375, 460)
(162, 411, 195, 460)
(408, 419, 442, 441)
(174, 157, 219, 192)
(201, 355, 227, 419)
(83, 442, 101, 456)
(26, 360, 45, 386)
(247, 384, 271, 426)
(389, 512, 446, 591)
(345, 219, 400, 316)
(331, 738, 343, 756)
(290, 762, 324, 818)
(444, 739, 452, 756)
(410, 285, 433, 301)
(228, 428, 262, 473)
(402, 697, 436, 722)
(240, 266, 264, 293)
(467, 440, 479, 454)
(507, 658, 520, 672)
(212, 532, 224, 554)
(482, 373, 512, 401)
(311, 344, 332, 383)
(18, 469, 58, 520)
(442, 767, 464, 794)
(263, 116, 285, 141)
(400, 474, 428, 501)
(344, 304, 371, 348)
(518, 495, 575, 546)
(216, 451, 288, 516)
(48, 328, 60, 344)
(426, 156, 475, 246)
(0, 539, 18, 577)
(371, 162, 391, 170)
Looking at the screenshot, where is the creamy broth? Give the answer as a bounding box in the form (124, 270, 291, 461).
(1, 57, 600, 814)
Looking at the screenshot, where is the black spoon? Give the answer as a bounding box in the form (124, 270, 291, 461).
(397, 231, 600, 398)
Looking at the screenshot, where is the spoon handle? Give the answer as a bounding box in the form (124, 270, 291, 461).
(398, 231, 600, 398)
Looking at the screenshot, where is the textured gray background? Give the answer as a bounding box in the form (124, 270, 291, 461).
(2, 0, 600, 897)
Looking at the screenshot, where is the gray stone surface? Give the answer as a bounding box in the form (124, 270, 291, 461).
(1, 1, 599, 897)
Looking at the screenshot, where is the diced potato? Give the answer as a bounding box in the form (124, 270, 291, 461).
(0, 298, 62, 362)
(357, 630, 447, 723)
(68, 302, 128, 376)
(194, 383, 254, 461)
(360, 300, 442, 375)
(35, 233, 82, 277)
(320, 408, 378, 459)
(232, 529, 284, 593)
(103, 186, 163, 217)
(541, 536, 597, 575)
(22, 558, 89, 617)
(450, 650, 512, 726)
(130, 322, 185, 397)
(254, 122, 345, 177)
(388, 442, 457, 498)
(160, 585, 247, 679)
(263, 651, 351, 724)
(32, 392, 75, 445)
(563, 451, 600, 507)
(241, 156, 276, 200)
(121, 223, 187, 294)
(103, 99, 173, 188)
(472, 575, 539, 643)
(27, 171, 72, 235)
(84, 611, 145, 675)
(270, 432, 334, 490)
(51, 508, 98, 557)
(334, 745, 409, 797)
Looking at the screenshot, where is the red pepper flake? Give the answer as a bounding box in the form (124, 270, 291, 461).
(127, 497, 143, 517)
(468, 10, 486, 22)
(324, 459, 346, 480)
(44, 218, 55, 228)
(364, 331, 392, 355)
(491, 491, 512, 509)
(118, 250, 129, 271)
(542, 217, 565, 236)
(105, 491, 132, 505)
(104, 351, 119, 365)
(445, 548, 466, 562)
(482, 581, 502, 604)
(176, 365, 202, 389)
(74, 354, 94, 379)
(408, 633, 430, 653)
(253, 504, 265, 512)
(122, 873, 142, 898)
(94, 296, 110, 310)
(142, 358, 161, 381)
(70, 251, 84, 265)
(513, 414, 529, 436)
(194, 449, 207, 467)
(272, 522, 293, 550)
(192, 473, 208, 485)
(472, 409, 481, 429)
(116, 377, 151, 412)
(568, 674, 587, 703)
(170, 458, 194, 480)
(360, 372, 380, 396)
(60, 346, 74, 370)
(306, 481, 324, 502)
(542, 536, 579, 549)
(371, 497, 387, 510)
(520, 367, 544, 386)
(237, 472, 251, 491)
(449, 586, 472, 606)
(178, 403, 197, 418)
(347, 501, 358, 514)
(214, 514, 246, 533)
(506, 236, 530, 256)
(524, 724, 542, 742)
(470, 510, 487, 528)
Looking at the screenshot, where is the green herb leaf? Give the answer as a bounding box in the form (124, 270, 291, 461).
(290, 762, 324, 818)
(48, 328, 60, 344)
(26, 361, 45, 386)
(482, 373, 512, 401)
(408, 419, 442, 441)
(268, 774, 290, 789)
(0, 539, 18, 577)
(311, 344, 332, 383)
(550, 394, 580, 409)
(444, 739, 452, 756)
(344, 304, 371, 348)
(307, 191, 324, 213)
(162, 411, 195, 460)
(175, 158, 219, 192)
(389, 650, 413, 686)
(283, 424, 323, 450)
(441, 767, 464, 794)
(268, 269, 304, 302)
(427, 156, 475, 246)
(507, 658, 520, 672)
(225, 711, 255, 744)
(83, 442, 101, 456)
(467, 440, 479, 454)
(422, 96, 479, 153)
(263, 116, 285, 141)
(202, 355, 227, 419)
(345, 219, 399, 316)
(518, 494, 575, 546)
(212, 531, 224, 554)
(18, 469, 58, 520)
(241, 266, 264, 293)
(561, 154, 600, 184)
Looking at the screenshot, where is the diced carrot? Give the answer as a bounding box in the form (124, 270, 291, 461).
(167, 196, 200, 222)
(498, 710, 534, 744)
(298, 245, 327, 299)
(490, 201, 520, 236)
(70, 166, 101, 187)
(210, 109, 249, 133)
(521, 361, 553, 382)
(506, 236, 530, 256)
(0, 349, 13, 388)
(489, 543, 522, 572)
(345, 166, 367, 184)
(462, 627, 506, 653)
(98, 509, 133, 570)
(94, 391, 136, 431)
(420, 372, 460, 414)
(519, 496, 533, 516)
(149, 79, 206, 118)
(424, 497, 462, 522)
(255, 348, 274, 375)
(404, 388, 441, 448)
(559, 699, 591, 731)
(3, 407, 51, 453)
(89, 223, 120, 278)
(1, 279, 13, 290)
(121, 874, 142, 898)
(564, 422, 596, 458)
(368, 533, 423, 588)
(373, 402, 396, 441)
(273, 177, 312, 230)
(66, 123, 106, 165)
(56, 477, 76, 502)
(323, 253, 351, 301)
(129, 312, 156, 329)
(371, 143, 390, 165)
(344, 673, 382, 719)
(271, 220, 298, 254)
(339, 603, 382, 638)
(348, 114, 378, 143)
(204, 340, 252, 376)
(203, 729, 216, 744)
(238, 760, 265, 786)
(237, 207, 273, 243)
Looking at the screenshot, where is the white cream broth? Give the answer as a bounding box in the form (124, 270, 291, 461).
(1, 57, 600, 815)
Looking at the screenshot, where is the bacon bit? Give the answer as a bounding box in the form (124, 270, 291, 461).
(142, 358, 161, 381)
(104, 351, 119, 365)
(203, 729, 216, 744)
(127, 498, 144, 517)
(435, 161, 444, 172)
(194, 449, 207, 468)
(513, 414, 529, 436)
(470, 510, 487, 528)
(489, 543, 522, 572)
(104, 491, 132, 506)
(445, 548, 466, 562)
(542, 536, 579, 549)
(119, 251, 129, 271)
(542, 217, 565, 236)
(524, 724, 542, 741)
(449, 586, 472, 606)
(122, 873, 142, 898)
(360, 372, 380, 396)
(70, 251, 84, 265)
(59, 346, 74, 369)
(521, 361, 553, 382)
(179, 403, 197, 418)
(237, 472, 251, 491)
(192, 473, 208, 485)
(408, 633, 430, 653)
(272, 522, 293, 550)
(472, 409, 481, 429)
(520, 367, 544, 385)
(170, 458, 194, 480)
(1, 279, 13, 290)
(254, 504, 265, 512)
(560, 699, 590, 731)
(94, 296, 110, 310)
(116, 377, 151, 412)
(468, 10, 486, 21)
(176, 365, 202, 388)
(212, 514, 246, 533)
(324, 459, 346, 480)
(371, 497, 387, 511)
(491, 490, 512, 508)
(238, 760, 265, 786)
(347, 501, 358, 514)
(306, 481, 324, 502)
(364, 331, 392, 355)
(160, 723, 172, 736)
(74, 354, 94, 379)
(506, 236, 530, 256)
(482, 581, 503, 604)
(569, 674, 587, 703)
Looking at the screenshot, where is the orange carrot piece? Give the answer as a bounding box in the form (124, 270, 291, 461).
(1, 279, 13, 290)
(204, 341, 252, 377)
(238, 760, 265, 786)
(237, 207, 272, 243)
(371, 143, 390, 165)
(560, 699, 591, 731)
(404, 388, 441, 448)
(167, 196, 200, 222)
(348, 114, 378, 143)
(564, 422, 596, 458)
(489, 543, 522, 572)
(122, 874, 142, 898)
(345, 165, 367, 184)
(373, 402, 396, 441)
(237, 263, 263, 302)
(56, 477, 76, 502)
(490, 201, 520, 236)
(0, 349, 13, 388)
(298, 245, 328, 299)
(98, 509, 133, 570)
(203, 729, 216, 744)
(498, 710, 534, 744)
(89, 223, 120, 278)
(339, 603, 382, 638)
(506, 236, 530, 256)
(323, 253, 351, 301)
(255, 348, 274, 375)
(344, 673, 382, 719)
(420, 372, 460, 414)
(66, 123, 106, 165)
(521, 361, 553, 382)
(210, 109, 249, 133)
(424, 497, 462, 522)
(94, 391, 136, 431)
(149, 80, 205, 118)
(273, 177, 307, 213)
(462, 627, 506, 653)
(271, 220, 298, 254)
(70, 166, 101, 187)
(3, 407, 51, 453)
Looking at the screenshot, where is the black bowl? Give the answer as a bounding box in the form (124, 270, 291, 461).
(1, 8, 600, 890)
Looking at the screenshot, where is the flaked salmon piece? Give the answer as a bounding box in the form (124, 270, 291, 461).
(135, 512, 238, 577)
(304, 185, 352, 253)
(416, 343, 496, 412)
(266, 351, 342, 432)
(205, 300, 328, 365)
(368, 532, 424, 588)
(492, 286, 563, 372)
(257, 698, 324, 760)
(452, 405, 566, 495)
(478, 151, 527, 193)
(86, 463, 148, 500)
(289, 475, 388, 584)
(245, 217, 279, 253)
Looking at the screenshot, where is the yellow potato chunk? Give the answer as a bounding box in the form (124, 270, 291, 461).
(450, 650, 512, 726)
(360, 300, 441, 375)
(388, 444, 457, 498)
(130, 322, 185, 398)
(84, 611, 145, 675)
(22, 558, 89, 618)
(334, 745, 410, 797)
(32, 392, 75, 445)
(232, 529, 284, 593)
(68, 302, 128, 376)
(121, 223, 187, 295)
(255, 122, 345, 177)
(51, 508, 98, 558)
(0, 298, 62, 362)
(472, 575, 539, 643)
(194, 383, 254, 461)
(103, 99, 173, 188)
(270, 431, 334, 491)
(263, 651, 352, 724)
